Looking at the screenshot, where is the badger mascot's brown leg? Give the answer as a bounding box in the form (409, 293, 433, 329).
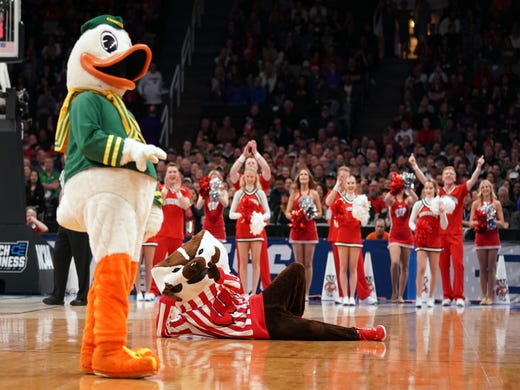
(263, 263, 382, 341)
(81, 254, 159, 377)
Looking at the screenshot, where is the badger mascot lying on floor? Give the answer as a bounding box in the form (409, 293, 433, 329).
(153, 230, 386, 341)
(55, 15, 165, 378)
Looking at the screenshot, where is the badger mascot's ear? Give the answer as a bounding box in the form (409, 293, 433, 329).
(151, 230, 229, 302)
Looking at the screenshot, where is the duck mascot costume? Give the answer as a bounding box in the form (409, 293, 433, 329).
(153, 230, 387, 342)
(55, 15, 165, 378)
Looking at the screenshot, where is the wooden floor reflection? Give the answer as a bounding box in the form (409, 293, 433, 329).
(0, 296, 518, 389)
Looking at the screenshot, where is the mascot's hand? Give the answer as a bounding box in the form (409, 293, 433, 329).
(207, 261, 220, 282)
(121, 138, 167, 172)
(144, 205, 163, 242)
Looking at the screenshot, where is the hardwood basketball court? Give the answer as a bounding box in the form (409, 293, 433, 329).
(0, 296, 518, 389)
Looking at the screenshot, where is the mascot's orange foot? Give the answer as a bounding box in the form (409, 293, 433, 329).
(80, 346, 95, 374)
(91, 346, 160, 378)
(80, 347, 156, 374)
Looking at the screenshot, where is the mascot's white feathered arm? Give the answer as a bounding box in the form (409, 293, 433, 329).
(143, 184, 165, 241)
(144, 203, 163, 242)
(121, 138, 166, 172)
(109, 137, 166, 241)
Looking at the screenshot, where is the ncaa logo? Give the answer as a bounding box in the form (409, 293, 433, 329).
(0, 241, 29, 273)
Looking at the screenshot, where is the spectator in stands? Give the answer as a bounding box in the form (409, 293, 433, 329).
(268, 175, 287, 211)
(26, 169, 46, 217)
(270, 189, 290, 225)
(215, 115, 237, 145)
(366, 217, 389, 240)
(26, 206, 48, 233)
(249, 76, 268, 106)
(140, 104, 162, 147)
(395, 119, 413, 146)
(36, 85, 58, 130)
(497, 186, 515, 224)
(367, 180, 387, 225)
(137, 62, 165, 109)
(39, 156, 60, 217)
(209, 65, 226, 101)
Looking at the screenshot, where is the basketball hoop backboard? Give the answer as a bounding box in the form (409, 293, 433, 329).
(0, 0, 23, 63)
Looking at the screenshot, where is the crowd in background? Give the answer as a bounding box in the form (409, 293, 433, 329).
(15, 0, 520, 234)
(174, 0, 520, 233)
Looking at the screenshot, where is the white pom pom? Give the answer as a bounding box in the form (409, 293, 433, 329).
(352, 194, 371, 226)
(440, 195, 456, 215)
(250, 211, 266, 235)
(430, 196, 456, 215)
(429, 196, 441, 215)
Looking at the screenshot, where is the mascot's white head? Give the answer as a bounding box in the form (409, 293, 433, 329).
(67, 15, 151, 96)
(151, 230, 230, 303)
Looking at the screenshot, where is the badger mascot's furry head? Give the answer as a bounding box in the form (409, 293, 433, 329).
(56, 15, 165, 379)
(151, 230, 229, 303)
(153, 230, 387, 342)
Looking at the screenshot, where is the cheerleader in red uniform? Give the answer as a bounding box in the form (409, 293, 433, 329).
(229, 167, 270, 295)
(384, 173, 418, 303)
(285, 168, 323, 299)
(229, 140, 272, 289)
(196, 170, 229, 242)
(325, 167, 375, 305)
(469, 180, 508, 305)
(409, 179, 448, 308)
(326, 175, 370, 306)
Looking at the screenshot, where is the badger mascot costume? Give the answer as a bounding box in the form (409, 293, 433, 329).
(55, 15, 165, 378)
(153, 230, 386, 342)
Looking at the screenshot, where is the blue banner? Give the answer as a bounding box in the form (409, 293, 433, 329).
(222, 238, 401, 298)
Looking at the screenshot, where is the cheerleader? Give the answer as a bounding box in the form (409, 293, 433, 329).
(196, 170, 229, 242)
(230, 140, 272, 290)
(384, 173, 418, 303)
(229, 167, 270, 295)
(325, 174, 370, 306)
(285, 168, 323, 300)
(409, 179, 448, 308)
(469, 180, 508, 305)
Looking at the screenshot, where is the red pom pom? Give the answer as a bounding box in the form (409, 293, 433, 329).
(389, 173, 405, 196)
(290, 209, 307, 231)
(331, 199, 348, 226)
(473, 209, 488, 234)
(199, 176, 210, 199)
(237, 196, 262, 224)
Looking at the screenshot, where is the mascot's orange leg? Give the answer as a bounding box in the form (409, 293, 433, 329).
(87, 253, 159, 378)
(81, 260, 156, 374)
